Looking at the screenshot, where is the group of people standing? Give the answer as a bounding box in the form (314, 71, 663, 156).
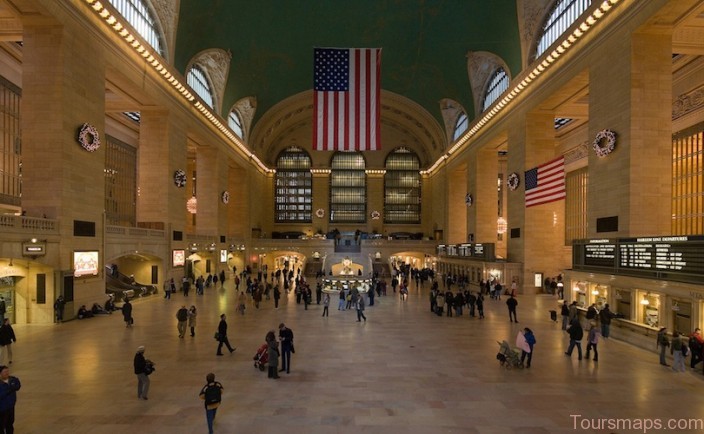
(264, 323, 295, 379)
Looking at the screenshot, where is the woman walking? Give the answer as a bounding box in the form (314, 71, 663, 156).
(188, 306, 197, 337)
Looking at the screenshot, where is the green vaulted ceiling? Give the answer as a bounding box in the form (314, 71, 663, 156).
(175, 0, 522, 134)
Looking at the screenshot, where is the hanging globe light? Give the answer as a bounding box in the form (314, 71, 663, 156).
(186, 195, 197, 214)
(497, 217, 507, 234)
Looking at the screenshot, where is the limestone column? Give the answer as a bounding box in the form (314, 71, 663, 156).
(137, 109, 187, 231)
(195, 146, 227, 236)
(446, 165, 467, 243)
(312, 171, 330, 234)
(367, 172, 384, 233)
(20, 21, 107, 307)
(509, 111, 566, 293)
(589, 30, 672, 237)
(468, 148, 499, 244)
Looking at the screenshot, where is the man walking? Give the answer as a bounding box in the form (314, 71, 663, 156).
(176, 305, 188, 338)
(122, 298, 133, 328)
(216, 314, 236, 356)
(356, 294, 367, 322)
(506, 295, 518, 323)
(565, 320, 584, 360)
(133, 345, 149, 400)
(199, 373, 223, 434)
(0, 365, 20, 433)
(278, 323, 294, 374)
(54, 295, 65, 323)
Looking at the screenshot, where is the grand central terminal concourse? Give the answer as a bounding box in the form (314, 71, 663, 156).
(1, 0, 704, 433)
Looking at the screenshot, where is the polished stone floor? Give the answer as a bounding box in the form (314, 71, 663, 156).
(10, 278, 704, 434)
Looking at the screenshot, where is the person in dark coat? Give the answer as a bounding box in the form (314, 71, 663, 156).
(506, 295, 518, 323)
(0, 320, 16, 365)
(133, 345, 149, 400)
(278, 323, 294, 373)
(599, 304, 614, 338)
(0, 365, 21, 432)
(216, 314, 236, 356)
(565, 320, 584, 360)
(122, 298, 133, 327)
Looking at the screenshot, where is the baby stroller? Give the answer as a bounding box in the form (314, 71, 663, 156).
(496, 340, 523, 369)
(253, 343, 269, 371)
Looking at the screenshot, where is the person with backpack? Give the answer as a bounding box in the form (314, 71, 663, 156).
(657, 327, 670, 366)
(199, 372, 223, 434)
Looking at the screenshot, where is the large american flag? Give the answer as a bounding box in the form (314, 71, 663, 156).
(313, 48, 381, 151)
(524, 156, 566, 207)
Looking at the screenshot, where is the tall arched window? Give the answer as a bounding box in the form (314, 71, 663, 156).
(452, 112, 468, 141)
(275, 147, 312, 223)
(481, 68, 509, 112)
(535, 0, 592, 59)
(330, 152, 366, 223)
(384, 148, 420, 224)
(228, 110, 244, 138)
(187, 65, 214, 108)
(108, 0, 165, 57)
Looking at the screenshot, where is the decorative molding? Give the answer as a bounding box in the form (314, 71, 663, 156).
(439, 98, 463, 144)
(564, 142, 590, 165)
(466, 51, 508, 116)
(516, 0, 552, 68)
(673, 85, 704, 120)
(150, 0, 180, 61)
(232, 97, 257, 141)
(189, 48, 232, 115)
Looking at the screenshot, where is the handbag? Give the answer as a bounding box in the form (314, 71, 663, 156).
(214, 332, 221, 341)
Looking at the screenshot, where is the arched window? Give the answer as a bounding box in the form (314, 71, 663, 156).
(481, 68, 509, 112)
(108, 0, 165, 57)
(330, 152, 366, 223)
(187, 65, 214, 108)
(228, 110, 244, 138)
(452, 112, 468, 141)
(384, 148, 420, 224)
(535, 0, 592, 59)
(275, 147, 312, 223)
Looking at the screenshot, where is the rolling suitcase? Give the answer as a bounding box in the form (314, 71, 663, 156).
(549, 310, 557, 322)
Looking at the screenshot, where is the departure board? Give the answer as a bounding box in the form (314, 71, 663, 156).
(618, 236, 704, 272)
(573, 235, 704, 284)
(583, 239, 617, 267)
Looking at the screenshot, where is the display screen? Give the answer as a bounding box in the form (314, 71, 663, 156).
(573, 236, 704, 284)
(220, 249, 228, 263)
(172, 249, 185, 267)
(73, 251, 99, 277)
(438, 243, 495, 261)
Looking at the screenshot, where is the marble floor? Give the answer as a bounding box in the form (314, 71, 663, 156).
(10, 278, 704, 434)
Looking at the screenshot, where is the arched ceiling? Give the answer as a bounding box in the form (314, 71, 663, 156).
(174, 0, 522, 139)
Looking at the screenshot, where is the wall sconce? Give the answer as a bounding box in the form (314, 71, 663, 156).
(640, 294, 650, 305)
(592, 289, 599, 295)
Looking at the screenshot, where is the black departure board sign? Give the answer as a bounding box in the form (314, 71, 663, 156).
(573, 235, 704, 284)
(619, 236, 703, 272)
(438, 243, 495, 261)
(583, 239, 616, 267)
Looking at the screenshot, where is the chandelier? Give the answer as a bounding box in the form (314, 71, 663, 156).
(497, 217, 507, 234)
(186, 196, 197, 214)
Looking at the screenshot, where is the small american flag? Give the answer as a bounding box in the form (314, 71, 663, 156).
(313, 48, 381, 151)
(524, 156, 566, 207)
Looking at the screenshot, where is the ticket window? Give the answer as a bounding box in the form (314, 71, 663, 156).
(639, 292, 660, 328)
(615, 289, 632, 320)
(672, 301, 692, 335)
(573, 281, 587, 306)
(590, 284, 608, 310)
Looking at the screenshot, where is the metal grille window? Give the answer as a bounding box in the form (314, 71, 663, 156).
(565, 166, 588, 245)
(384, 148, 420, 224)
(535, 0, 591, 60)
(330, 152, 366, 223)
(452, 112, 468, 141)
(108, 0, 164, 57)
(0, 76, 21, 208)
(275, 147, 312, 223)
(481, 68, 509, 112)
(672, 122, 704, 235)
(228, 110, 244, 138)
(187, 65, 214, 108)
(104, 135, 137, 226)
